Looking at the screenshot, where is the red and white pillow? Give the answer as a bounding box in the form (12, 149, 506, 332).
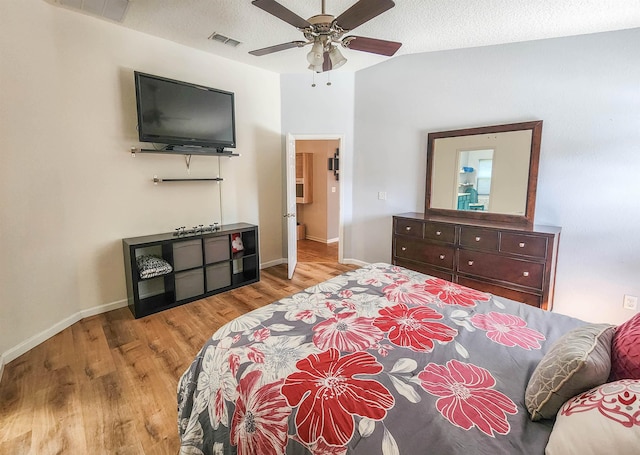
(546, 379, 640, 455)
(231, 233, 244, 253)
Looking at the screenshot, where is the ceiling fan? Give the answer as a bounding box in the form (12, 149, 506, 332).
(249, 0, 402, 72)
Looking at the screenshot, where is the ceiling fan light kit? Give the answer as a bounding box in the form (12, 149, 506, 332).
(328, 46, 347, 69)
(250, 0, 402, 73)
(307, 40, 325, 66)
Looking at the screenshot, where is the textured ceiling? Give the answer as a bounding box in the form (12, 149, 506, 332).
(47, 0, 640, 73)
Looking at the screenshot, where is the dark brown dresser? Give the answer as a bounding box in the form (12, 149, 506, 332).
(392, 212, 561, 310)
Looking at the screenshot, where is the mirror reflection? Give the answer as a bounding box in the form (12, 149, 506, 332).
(456, 149, 493, 212)
(430, 129, 533, 216)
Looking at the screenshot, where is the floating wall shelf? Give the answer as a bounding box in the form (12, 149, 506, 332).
(153, 176, 223, 184)
(130, 147, 239, 157)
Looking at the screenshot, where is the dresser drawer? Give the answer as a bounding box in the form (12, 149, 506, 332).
(424, 222, 455, 244)
(395, 238, 454, 270)
(458, 250, 544, 289)
(394, 258, 454, 282)
(395, 218, 423, 238)
(457, 276, 542, 308)
(500, 232, 548, 259)
(459, 227, 499, 251)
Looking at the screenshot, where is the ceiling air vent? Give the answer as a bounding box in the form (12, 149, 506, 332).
(59, 0, 130, 23)
(208, 32, 242, 48)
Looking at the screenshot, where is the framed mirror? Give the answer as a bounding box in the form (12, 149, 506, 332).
(425, 121, 542, 225)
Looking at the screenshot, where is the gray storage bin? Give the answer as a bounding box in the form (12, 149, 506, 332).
(206, 262, 231, 292)
(204, 236, 230, 264)
(175, 269, 204, 301)
(173, 239, 202, 271)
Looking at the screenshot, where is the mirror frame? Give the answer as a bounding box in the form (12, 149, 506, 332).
(425, 120, 543, 225)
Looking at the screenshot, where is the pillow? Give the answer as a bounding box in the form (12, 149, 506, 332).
(231, 233, 244, 253)
(545, 379, 640, 455)
(610, 312, 640, 381)
(136, 255, 173, 279)
(525, 323, 615, 421)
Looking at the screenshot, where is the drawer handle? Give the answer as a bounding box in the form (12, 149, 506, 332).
(519, 242, 526, 248)
(439, 254, 445, 260)
(468, 260, 474, 266)
(405, 226, 411, 231)
(523, 271, 529, 277)
(475, 236, 481, 242)
(436, 231, 442, 236)
(401, 247, 407, 251)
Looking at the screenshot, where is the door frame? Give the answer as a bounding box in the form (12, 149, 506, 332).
(287, 133, 345, 264)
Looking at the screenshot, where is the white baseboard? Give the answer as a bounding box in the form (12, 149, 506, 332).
(79, 298, 128, 319)
(305, 236, 340, 244)
(261, 258, 286, 269)
(1, 298, 128, 370)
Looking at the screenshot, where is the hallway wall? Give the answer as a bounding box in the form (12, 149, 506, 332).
(296, 140, 340, 243)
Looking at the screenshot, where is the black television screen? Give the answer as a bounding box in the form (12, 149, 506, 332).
(134, 71, 236, 150)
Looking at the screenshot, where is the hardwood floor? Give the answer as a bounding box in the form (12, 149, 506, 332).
(0, 254, 356, 454)
(296, 239, 338, 263)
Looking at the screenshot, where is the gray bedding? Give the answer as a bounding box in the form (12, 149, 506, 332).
(177, 263, 585, 454)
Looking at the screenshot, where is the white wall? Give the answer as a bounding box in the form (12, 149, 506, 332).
(351, 28, 640, 325)
(0, 0, 283, 360)
(280, 73, 355, 259)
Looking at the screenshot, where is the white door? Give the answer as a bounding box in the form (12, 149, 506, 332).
(285, 133, 297, 279)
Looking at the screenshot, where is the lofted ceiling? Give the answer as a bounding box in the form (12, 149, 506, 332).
(46, 0, 640, 73)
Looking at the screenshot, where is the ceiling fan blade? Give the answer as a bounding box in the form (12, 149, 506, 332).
(249, 41, 307, 56)
(343, 36, 401, 56)
(334, 0, 395, 31)
(251, 0, 311, 29)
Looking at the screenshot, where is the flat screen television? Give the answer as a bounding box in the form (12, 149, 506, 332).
(134, 71, 236, 152)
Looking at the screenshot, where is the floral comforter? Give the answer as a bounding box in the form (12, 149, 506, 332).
(177, 263, 585, 455)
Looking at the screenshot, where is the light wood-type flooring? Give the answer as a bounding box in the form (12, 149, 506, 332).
(0, 240, 355, 454)
(296, 238, 338, 263)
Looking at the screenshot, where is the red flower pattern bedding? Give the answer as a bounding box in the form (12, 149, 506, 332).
(177, 263, 585, 454)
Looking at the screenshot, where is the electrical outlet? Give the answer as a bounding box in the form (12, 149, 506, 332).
(378, 191, 387, 200)
(623, 294, 638, 311)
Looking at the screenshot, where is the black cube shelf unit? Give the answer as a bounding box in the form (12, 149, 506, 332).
(123, 223, 259, 318)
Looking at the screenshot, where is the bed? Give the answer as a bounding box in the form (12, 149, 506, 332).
(177, 263, 640, 455)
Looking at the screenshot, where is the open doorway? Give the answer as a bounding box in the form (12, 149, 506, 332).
(293, 137, 342, 265)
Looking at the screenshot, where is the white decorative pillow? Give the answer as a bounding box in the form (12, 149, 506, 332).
(136, 255, 173, 279)
(525, 323, 615, 420)
(546, 379, 640, 455)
